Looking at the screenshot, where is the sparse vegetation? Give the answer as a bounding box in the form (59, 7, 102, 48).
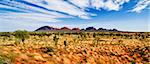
(0, 31, 150, 64)
(53, 35, 59, 46)
(14, 30, 29, 44)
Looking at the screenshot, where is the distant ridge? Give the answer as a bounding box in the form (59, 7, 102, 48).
(35, 26, 55, 31)
(35, 26, 119, 32)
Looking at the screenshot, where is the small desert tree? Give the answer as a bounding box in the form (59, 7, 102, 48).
(14, 30, 29, 44)
(64, 41, 67, 47)
(53, 35, 59, 46)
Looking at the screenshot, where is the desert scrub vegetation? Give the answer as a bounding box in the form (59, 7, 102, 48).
(0, 31, 149, 64)
(14, 30, 30, 45)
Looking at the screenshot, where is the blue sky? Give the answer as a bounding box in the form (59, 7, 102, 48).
(0, 0, 149, 32)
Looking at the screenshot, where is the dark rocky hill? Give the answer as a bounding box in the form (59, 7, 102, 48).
(35, 26, 119, 32)
(35, 26, 55, 31)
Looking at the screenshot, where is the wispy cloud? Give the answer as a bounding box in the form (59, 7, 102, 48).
(0, 0, 148, 20)
(0, 0, 149, 31)
(130, 0, 150, 13)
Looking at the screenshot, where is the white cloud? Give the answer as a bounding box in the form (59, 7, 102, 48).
(1, 0, 148, 20)
(69, 0, 130, 11)
(69, 0, 90, 8)
(0, 0, 76, 17)
(130, 0, 150, 13)
(91, 0, 130, 11)
(22, 0, 93, 19)
(90, 0, 104, 10)
(0, 0, 149, 31)
(0, 4, 26, 12)
(0, 13, 64, 22)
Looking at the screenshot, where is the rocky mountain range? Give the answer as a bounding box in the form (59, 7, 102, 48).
(35, 26, 119, 32)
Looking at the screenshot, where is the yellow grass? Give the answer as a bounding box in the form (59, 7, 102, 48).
(0, 32, 149, 64)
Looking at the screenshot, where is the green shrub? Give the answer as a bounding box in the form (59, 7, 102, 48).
(53, 35, 59, 46)
(14, 30, 29, 44)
